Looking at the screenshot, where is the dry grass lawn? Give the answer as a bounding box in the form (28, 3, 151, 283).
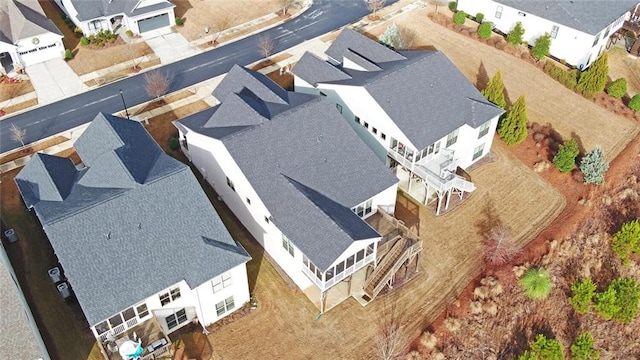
(367, 8, 639, 161)
(608, 46, 640, 96)
(173, 0, 285, 41)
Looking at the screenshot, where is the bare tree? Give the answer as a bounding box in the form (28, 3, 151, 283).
(398, 26, 418, 50)
(278, 0, 295, 15)
(427, 0, 449, 14)
(257, 35, 275, 61)
(143, 70, 170, 101)
(374, 296, 409, 360)
(125, 44, 142, 71)
(9, 123, 26, 147)
(368, 0, 385, 19)
(210, 15, 234, 46)
(483, 224, 519, 267)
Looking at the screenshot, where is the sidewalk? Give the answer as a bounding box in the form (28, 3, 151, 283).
(1, 0, 424, 173)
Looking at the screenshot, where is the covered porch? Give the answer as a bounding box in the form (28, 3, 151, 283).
(99, 317, 172, 360)
(302, 265, 369, 313)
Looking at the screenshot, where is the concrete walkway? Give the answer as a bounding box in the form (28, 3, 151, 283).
(25, 58, 87, 105)
(144, 31, 201, 64)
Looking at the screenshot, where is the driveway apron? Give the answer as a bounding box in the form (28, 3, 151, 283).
(25, 58, 87, 104)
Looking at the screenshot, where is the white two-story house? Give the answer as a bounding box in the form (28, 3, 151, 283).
(0, 0, 64, 74)
(15, 113, 251, 357)
(456, 0, 640, 69)
(54, 0, 176, 36)
(293, 28, 504, 215)
(174, 65, 400, 312)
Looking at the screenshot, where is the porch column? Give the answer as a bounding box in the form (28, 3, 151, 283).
(445, 188, 453, 210)
(347, 275, 353, 295)
(320, 291, 326, 313)
(407, 171, 413, 193)
(436, 193, 443, 215)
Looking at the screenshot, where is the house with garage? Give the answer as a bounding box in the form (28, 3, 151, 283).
(15, 113, 250, 358)
(54, 0, 176, 36)
(174, 65, 420, 312)
(0, 0, 64, 74)
(293, 28, 504, 215)
(456, 0, 640, 69)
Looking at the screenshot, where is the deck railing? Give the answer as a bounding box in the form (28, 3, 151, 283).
(301, 254, 374, 291)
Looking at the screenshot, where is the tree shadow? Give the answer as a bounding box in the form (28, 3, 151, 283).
(571, 131, 586, 157)
(476, 61, 489, 89)
(474, 199, 501, 236)
(529, 122, 564, 161)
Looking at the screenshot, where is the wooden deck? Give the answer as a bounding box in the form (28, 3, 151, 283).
(100, 317, 171, 360)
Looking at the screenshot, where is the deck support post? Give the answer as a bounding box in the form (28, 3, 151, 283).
(446, 188, 452, 211)
(320, 291, 326, 314)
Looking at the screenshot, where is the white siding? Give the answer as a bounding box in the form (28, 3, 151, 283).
(15, 33, 64, 66)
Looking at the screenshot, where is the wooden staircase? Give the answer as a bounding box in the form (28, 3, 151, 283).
(631, 38, 640, 56)
(363, 236, 422, 300)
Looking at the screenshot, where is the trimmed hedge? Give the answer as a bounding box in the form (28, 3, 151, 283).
(453, 11, 466, 25)
(607, 78, 627, 98)
(448, 1, 457, 11)
(629, 94, 640, 111)
(476, 12, 484, 23)
(64, 49, 73, 60)
(478, 22, 492, 39)
(543, 62, 579, 91)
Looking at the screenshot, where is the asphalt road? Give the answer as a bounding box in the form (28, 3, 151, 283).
(0, 0, 399, 154)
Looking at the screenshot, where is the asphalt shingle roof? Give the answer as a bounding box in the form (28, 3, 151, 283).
(178, 66, 398, 271)
(495, 0, 639, 35)
(68, 0, 174, 22)
(15, 114, 249, 326)
(294, 29, 504, 151)
(0, 0, 61, 44)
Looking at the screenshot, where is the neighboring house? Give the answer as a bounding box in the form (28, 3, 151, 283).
(0, 0, 64, 74)
(1, 239, 50, 360)
(54, 0, 176, 36)
(293, 28, 504, 214)
(174, 65, 402, 312)
(15, 113, 251, 350)
(456, 0, 640, 69)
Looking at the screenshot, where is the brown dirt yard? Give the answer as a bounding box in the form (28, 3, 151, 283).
(173, 0, 286, 42)
(608, 46, 640, 96)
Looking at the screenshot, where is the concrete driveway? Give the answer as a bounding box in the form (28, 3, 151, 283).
(144, 31, 200, 64)
(25, 59, 87, 104)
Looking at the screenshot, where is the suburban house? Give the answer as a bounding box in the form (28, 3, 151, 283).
(54, 0, 176, 36)
(456, 0, 640, 69)
(293, 28, 504, 214)
(175, 65, 422, 312)
(15, 113, 251, 358)
(0, 0, 64, 74)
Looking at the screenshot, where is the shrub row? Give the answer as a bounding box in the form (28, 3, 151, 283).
(80, 30, 118, 47)
(543, 62, 579, 91)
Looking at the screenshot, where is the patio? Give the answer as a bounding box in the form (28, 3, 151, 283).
(99, 317, 171, 360)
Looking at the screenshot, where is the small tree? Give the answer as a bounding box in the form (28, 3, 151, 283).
(210, 15, 234, 45)
(570, 332, 599, 360)
(475, 12, 484, 23)
(593, 287, 619, 321)
(278, 0, 294, 15)
(569, 278, 596, 314)
(379, 23, 403, 49)
(9, 123, 26, 147)
(531, 33, 552, 61)
(368, 0, 385, 19)
(427, 0, 449, 14)
(628, 94, 640, 111)
(64, 49, 73, 59)
(125, 44, 143, 70)
(448, 1, 457, 11)
(144, 70, 170, 101)
(478, 22, 492, 39)
(606, 78, 627, 98)
(484, 224, 519, 267)
(482, 70, 507, 109)
(519, 267, 552, 300)
(611, 219, 640, 265)
(552, 138, 579, 173)
(577, 53, 608, 97)
(507, 22, 525, 45)
(374, 298, 408, 360)
(257, 35, 275, 61)
(609, 277, 640, 323)
(453, 10, 466, 25)
(498, 95, 528, 145)
(518, 334, 564, 360)
(580, 147, 609, 184)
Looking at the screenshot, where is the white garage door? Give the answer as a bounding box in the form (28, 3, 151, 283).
(138, 13, 170, 33)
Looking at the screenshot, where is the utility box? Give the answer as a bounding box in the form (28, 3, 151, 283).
(4, 229, 18, 243)
(57, 282, 71, 299)
(48, 267, 62, 283)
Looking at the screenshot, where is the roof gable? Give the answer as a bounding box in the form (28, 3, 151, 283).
(15, 153, 78, 206)
(326, 27, 406, 65)
(0, 0, 61, 43)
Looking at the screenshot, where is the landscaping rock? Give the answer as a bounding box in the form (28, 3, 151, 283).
(533, 161, 550, 173)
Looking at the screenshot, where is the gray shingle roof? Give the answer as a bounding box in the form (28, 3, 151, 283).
(294, 30, 504, 151)
(178, 67, 398, 271)
(15, 114, 249, 326)
(68, 0, 174, 22)
(0, 0, 62, 44)
(326, 27, 405, 64)
(495, 0, 638, 35)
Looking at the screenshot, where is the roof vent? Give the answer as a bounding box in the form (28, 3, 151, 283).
(138, 223, 142, 230)
(106, 231, 111, 240)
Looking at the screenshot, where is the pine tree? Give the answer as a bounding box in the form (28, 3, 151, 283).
(628, 94, 640, 111)
(577, 53, 609, 98)
(507, 22, 525, 45)
(580, 147, 609, 184)
(482, 70, 507, 109)
(553, 138, 579, 173)
(379, 23, 403, 50)
(531, 33, 552, 61)
(498, 95, 528, 145)
(571, 332, 599, 360)
(607, 78, 627, 98)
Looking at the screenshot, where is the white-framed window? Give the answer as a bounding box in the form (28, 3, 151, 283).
(226, 176, 235, 192)
(355, 116, 360, 124)
(381, 133, 386, 140)
(352, 199, 373, 218)
(478, 121, 491, 139)
(136, 303, 149, 318)
(495, 6, 503, 19)
(592, 32, 601, 47)
(159, 286, 181, 306)
(282, 234, 294, 257)
(446, 129, 459, 147)
(336, 103, 343, 113)
(89, 20, 103, 30)
(264, 216, 270, 224)
(603, 25, 611, 38)
(517, 11, 526, 17)
(472, 143, 485, 161)
(364, 121, 369, 129)
(246, 197, 251, 205)
(215, 296, 235, 316)
(372, 127, 378, 134)
(551, 25, 559, 39)
(165, 308, 187, 330)
(212, 273, 232, 293)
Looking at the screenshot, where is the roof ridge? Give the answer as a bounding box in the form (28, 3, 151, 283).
(365, 50, 439, 86)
